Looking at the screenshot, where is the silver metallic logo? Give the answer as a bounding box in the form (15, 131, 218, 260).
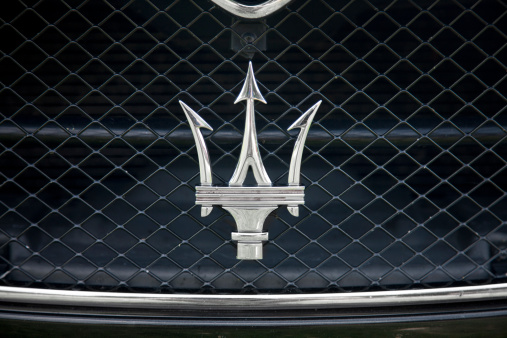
(180, 62, 321, 260)
(210, 0, 294, 19)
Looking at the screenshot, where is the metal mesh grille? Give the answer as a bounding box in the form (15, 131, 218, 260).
(0, 0, 506, 293)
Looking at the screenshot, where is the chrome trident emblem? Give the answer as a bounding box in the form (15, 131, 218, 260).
(180, 62, 321, 260)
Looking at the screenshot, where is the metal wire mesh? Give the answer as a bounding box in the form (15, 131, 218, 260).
(0, 0, 506, 293)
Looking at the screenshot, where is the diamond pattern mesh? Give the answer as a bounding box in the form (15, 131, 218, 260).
(0, 0, 506, 293)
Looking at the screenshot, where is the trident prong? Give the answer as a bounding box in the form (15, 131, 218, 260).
(286, 100, 321, 216)
(229, 61, 271, 187)
(287, 100, 321, 186)
(179, 100, 214, 216)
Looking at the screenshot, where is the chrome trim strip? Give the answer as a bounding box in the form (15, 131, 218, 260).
(1, 284, 506, 311)
(210, 0, 293, 19)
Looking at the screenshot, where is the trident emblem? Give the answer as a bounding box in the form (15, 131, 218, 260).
(180, 62, 321, 259)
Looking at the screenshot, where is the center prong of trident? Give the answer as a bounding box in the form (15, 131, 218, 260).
(180, 62, 320, 260)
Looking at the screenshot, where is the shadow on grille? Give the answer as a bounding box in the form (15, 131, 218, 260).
(0, 0, 506, 293)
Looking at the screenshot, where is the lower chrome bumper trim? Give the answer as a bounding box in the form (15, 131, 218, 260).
(0, 284, 506, 310)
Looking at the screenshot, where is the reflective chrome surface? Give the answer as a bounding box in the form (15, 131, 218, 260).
(287, 100, 321, 216)
(230, 62, 271, 187)
(195, 186, 305, 206)
(287, 101, 321, 187)
(179, 101, 214, 187)
(1, 284, 506, 310)
(181, 62, 319, 260)
(210, 0, 293, 19)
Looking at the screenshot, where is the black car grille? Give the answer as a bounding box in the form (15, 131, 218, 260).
(0, 0, 506, 294)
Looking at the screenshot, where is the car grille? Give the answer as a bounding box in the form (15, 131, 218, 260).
(0, 0, 506, 294)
